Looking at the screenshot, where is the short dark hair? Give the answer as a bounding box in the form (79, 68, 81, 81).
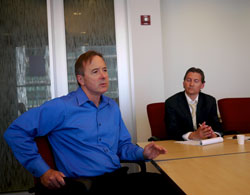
(75, 50, 104, 86)
(184, 67, 205, 83)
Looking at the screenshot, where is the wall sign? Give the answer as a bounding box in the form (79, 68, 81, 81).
(141, 15, 151, 25)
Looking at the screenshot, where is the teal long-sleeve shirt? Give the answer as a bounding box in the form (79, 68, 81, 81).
(4, 87, 144, 177)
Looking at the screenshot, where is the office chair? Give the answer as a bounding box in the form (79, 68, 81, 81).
(146, 102, 167, 141)
(18, 102, 27, 114)
(28, 136, 56, 194)
(29, 136, 146, 194)
(218, 98, 250, 134)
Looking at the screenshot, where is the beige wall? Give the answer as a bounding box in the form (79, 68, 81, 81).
(161, 0, 250, 101)
(127, 0, 165, 141)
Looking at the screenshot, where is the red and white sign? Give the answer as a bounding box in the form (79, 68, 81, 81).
(141, 15, 151, 25)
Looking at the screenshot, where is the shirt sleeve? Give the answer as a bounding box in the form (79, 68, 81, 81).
(4, 99, 65, 177)
(214, 132, 221, 137)
(117, 113, 145, 161)
(182, 132, 192, 140)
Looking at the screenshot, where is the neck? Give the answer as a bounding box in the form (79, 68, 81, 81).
(189, 95, 198, 101)
(90, 96, 101, 107)
(185, 92, 198, 102)
(81, 87, 101, 107)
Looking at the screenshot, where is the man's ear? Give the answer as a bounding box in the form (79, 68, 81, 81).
(201, 82, 205, 89)
(76, 75, 84, 86)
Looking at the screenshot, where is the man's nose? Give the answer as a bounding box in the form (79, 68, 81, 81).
(100, 70, 108, 78)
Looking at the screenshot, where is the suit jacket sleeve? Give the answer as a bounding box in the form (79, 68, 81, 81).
(164, 93, 193, 140)
(198, 95, 223, 136)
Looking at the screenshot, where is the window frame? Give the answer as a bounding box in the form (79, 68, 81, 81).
(47, 0, 136, 142)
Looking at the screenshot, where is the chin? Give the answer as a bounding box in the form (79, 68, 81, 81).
(100, 88, 108, 94)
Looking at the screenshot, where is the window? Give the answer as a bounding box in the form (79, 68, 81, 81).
(0, 0, 49, 192)
(0, 0, 118, 192)
(64, 0, 119, 103)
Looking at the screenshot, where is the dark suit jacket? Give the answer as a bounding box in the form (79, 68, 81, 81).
(165, 91, 223, 140)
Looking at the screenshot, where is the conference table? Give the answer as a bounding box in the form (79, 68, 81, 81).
(138, 135, 250, 195)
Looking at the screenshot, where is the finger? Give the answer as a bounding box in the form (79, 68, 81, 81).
(46, 171, 66, 189)
(203, 128, 211, 134)
(152, 145, 167, 157)
(147, 149, 160, 159)
(144, 143, 167, 159)
(144, 142, 157, 153)
(202, 128, 210, 134)
(48, 177, 61, 189)
(50, 176, 65, 189)
(205, 130, 214, 138)
(159, 148, 167, 154)
(155, 145, 167, 154)
(207, 130, 213, 136)
(145, 142, 155, 149)
(54, 172, 66, 187)
(199, 122, 206, 128)
(58, 172, 66, 185)
(149, 143, 167, 153)
(198, 125, 207, 131)
(57, 175, 66, 187)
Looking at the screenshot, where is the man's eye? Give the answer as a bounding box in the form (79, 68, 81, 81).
(194, 79, 200, 83)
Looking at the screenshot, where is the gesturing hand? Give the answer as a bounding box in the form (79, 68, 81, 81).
(143, 142, 167, 160)
(40, 169, 66, 189)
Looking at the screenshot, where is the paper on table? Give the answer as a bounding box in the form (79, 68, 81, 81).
(175, 140, 200, 145)
(175, 137, 224, 146)
(200, 137, 223, 145)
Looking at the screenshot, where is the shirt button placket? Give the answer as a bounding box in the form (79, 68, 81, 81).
(97, 122, 101, 143)
(97, 110, 101, 143)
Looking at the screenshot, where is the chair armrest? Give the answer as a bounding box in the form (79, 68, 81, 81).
(120, 160, 146, 173)
(148, 136, 161, 142)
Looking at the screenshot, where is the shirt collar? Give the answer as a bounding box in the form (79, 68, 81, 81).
(76, 87, 109, 107)
(185, 92, 199, 104)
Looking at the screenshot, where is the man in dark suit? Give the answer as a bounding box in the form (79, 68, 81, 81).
(165, 67, 222, 141)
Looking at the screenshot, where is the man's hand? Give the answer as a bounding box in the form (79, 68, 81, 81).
(40, 169, 66, 189)
(143, 142, 167, 160)
(189, 122, 217, 140)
